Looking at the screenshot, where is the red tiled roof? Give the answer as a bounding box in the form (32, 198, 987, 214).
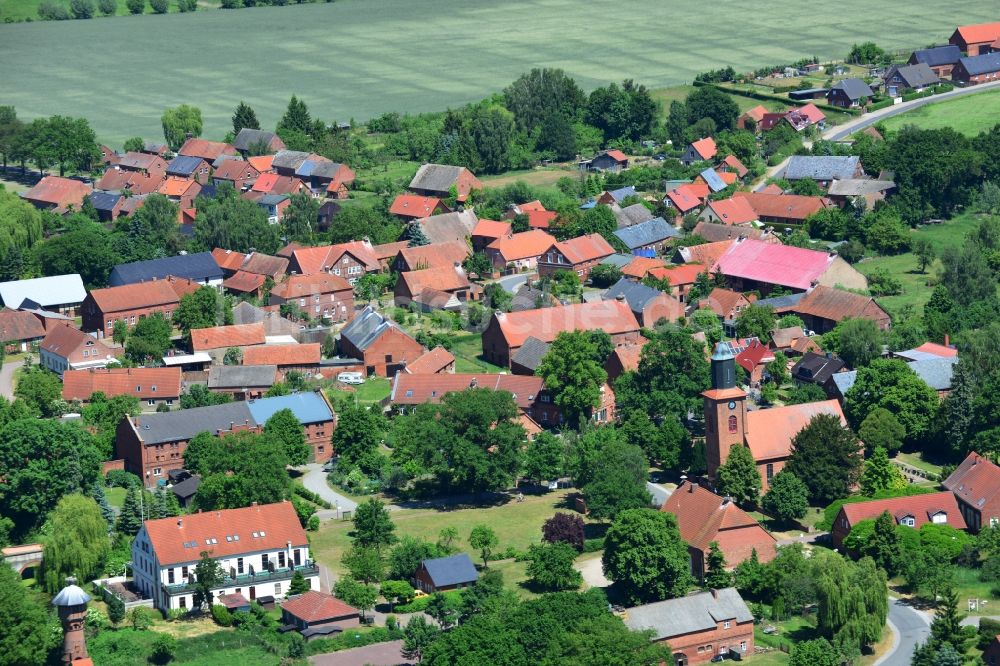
(716, 239, 835, 290)
(62, 367, 182, 401)
(517, 200, 546, 212)
(242, 343, 321, 366)
(271, 274, 352, 299)
(212, 248, 248, 272)
(943, 452, 1000, 512)
(41, 323, 110, 357)
(88, 281, 180, 314)
(760, 184, 784, 195)
(666, 182, 711, 213)
(745, 399, 845, 461)
(223, 271, 266, 294)
(247, 155, 274, 173)
(165, 275, 203, 300)
(292, 241, 380, 275)
(241, 253, 289, 277)
(487, 230, 557, 262)
(721, 154, 749, 178)
(648, 262, 706, 286)
(911, 342, 958, 358)
(190, 323, 266, 352)
(732, 191, 830, 223)
(706, 197, 758, 226)
(622, 256, 667, 279)
(840, 491, 967, 531)
(23, 176, 92, 209)
(525, 210, 558, 229)
(397, 241, 470, 270)
(158, 177, 198, 198)
(661, 482, 777, 564)
(797, 103, 826, 124)
(0, 309, 46, 342)
(608, 343, 643, 374)
(717, 171, 738, 185)
(390, 194, 445, 218)
(96, 169, 165, 196)
(551, 233, 615, 264)
(742, 105, 768, 122)
(472, 219, 512, 239)
(794, 286, 885, 324)
(605, 149, 628, 162)
(954, 21, 1000, 44)
(735, 339, 775, 372)
(703, 288, 749, 318)
(678, 240, 734, 268)
(142, 501, 307, 566)
(212, 159, 260, 182)
(282, 590, 359, 623)
(178, 138, 236, 162)
(252, 173, 305, 195)
(392, 372, 543, 410)
(493, 300, 640, 348)
(404, 346, 455, 374)
(400, 265, 469, 295)
(372, 241, 411, 262)
(691, 137, 718, 161)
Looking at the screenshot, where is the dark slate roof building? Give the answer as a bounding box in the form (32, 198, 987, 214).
(108, 252, 223, 287)
(791, 351, 847, 386)
(623, 587, 753, 642)
(601, 254, 637, 269)
(883, 63, 940, 90)
(510, 336, 550, 374)
(785, 156, 862, 182)
(957, 52, 1000, 77)
(910, 45, 962, 68)
(831, 357, 958, 398)
(166, 155, 205, 178)
(409, 164, 465, 194)
(613, 217, 679, 251)
(416, 553, 479, 591)
(699, 167, 728, 193)
(234, 128, 281, 153)
(828, 78, 874, 102)
(339, 306, 392, 352)
(271, 150, 313, 173)
(755, 292, 806, 312)
(89, 190, 123, 210)
(615, 202, 655, 227)
(207, 364, 279, 390)
(604, 277, 666, 313)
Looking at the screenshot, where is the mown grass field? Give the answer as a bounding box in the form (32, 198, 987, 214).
(856, 211, 982, 315)
(881, 89, 1000, 136)
(1, 0, 995, 144)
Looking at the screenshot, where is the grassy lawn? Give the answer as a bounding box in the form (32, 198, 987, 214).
(856, 211, 982, 316)
(328, 377, 391, 406)
(448, 332, 505, 374)
(894, 451, 944, 478)
(881, 89, 1000, 136)
(1, 0, 996, 143)
(890, 566, 997, 615)
(106, 486, 127, 510)
(480, 166, 576, 191)
(310, 488, 581, 578)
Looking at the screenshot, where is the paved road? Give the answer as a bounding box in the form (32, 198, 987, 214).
(646, 482, 672, 506)
(874, 598, 932, 666)
(496, 272, 532, 294)
(0, 359, 23, 399)
(299, 463, 358, 515)
(824, 79, 1000, 142)
(576, 555, 612, 589)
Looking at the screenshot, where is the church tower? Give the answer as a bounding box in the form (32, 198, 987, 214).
(52, 576, 91, 664)
(703, 343, 748, 481)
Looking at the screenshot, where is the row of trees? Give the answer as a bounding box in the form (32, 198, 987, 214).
(0, 107, 99, 176)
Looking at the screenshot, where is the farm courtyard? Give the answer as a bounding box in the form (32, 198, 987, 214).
(0, 0, 996, 143)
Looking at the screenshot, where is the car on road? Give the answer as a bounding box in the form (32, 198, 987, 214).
(710, 650, 742, 662)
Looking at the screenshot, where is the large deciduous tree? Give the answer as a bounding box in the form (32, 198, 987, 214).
(602, 508, 693, 604)
(160, 104, 203, 151)
(844, 358, 939, 446)
(193, 184, 281, 254)
(762, 470, 809, 524)
(536, 330, 608, 428)
(716, 444, 761, 507)
(352, 499, 396, 551)
(0, 564, 56, 666)
(525, 542, 582, 591)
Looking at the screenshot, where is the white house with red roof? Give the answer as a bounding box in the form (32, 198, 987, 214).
(132, 501, 318, 612)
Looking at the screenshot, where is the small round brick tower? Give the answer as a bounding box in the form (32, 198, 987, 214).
(52, 576, 91, 664)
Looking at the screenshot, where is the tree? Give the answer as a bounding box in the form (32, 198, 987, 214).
(70, 0, 95, 18)
(125, 312, 172, 363)
(0, 419, 102, 537)
(126, 0, 144, 12)
(522, 431, 564, 484)
(32, 221, 117, 288)
(342, 545, 385, 585)
(381, 579, 415, 610)
(844, 359, 939, 445)
(173, 286, 219, 336)
(388, 537, 444, 580)
(402, 615, 439, 663)
(833, 317, 882, 368)
(815, 553, 887, 656)
(264, 408, 310, 466)
(160, 105, 203, 152)
(859, 447, 907, 496)
(789, 638, 841, 666)
(180, 384, 232, 409)
(912, 236, 936, 273)
(277, 95, 312, 137)
(762, 471, 809, 524)
(689, 308, 723, 345)
(193, 184, 281, 254)
(930, 587, 968, 651)
(112, 319, 129, 346)
(149, 0, 167, 13)
(334, 577, 378, 621)
(14, 365, 63, 417)
(41, 494, 111, 594)
(602, 508, 694, 604)
(231, 101, 260, 136)
(578, 433, 651, 521)
(542, 512, 585, 551)
(426, 591, 461, 629)
(535, 330, 608, 428)
(502, 68, 585, 132)
(686, 85, 740, 132)
(585, 79, 657, 142)
(332, 403, 386, 473)
(192, 551, 224, 610)
(117, 485, 145, 536)
(469, 525, 499, 568)
(282, 193, 320, 244)
(288, 570, 311, 595)
(785, 414, 863, 504)
(716, 444, 761, 507)
(588, 263, 622, 288)
(858, 408, 905, 455)
(149, 634, 177, 665)
(352, 499, 396, 551)
(107, 593, 126, 625)
(705, 542, 731, 589)
(525, 542, 582, 591)
(735, 304, 775, 341)
(619, 411, 686, 469)
(0, 565, 55, 666)
(189, 431, 292, 510)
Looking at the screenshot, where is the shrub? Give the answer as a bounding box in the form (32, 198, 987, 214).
(70, 0, 95, 18)
(106, 469, 142, 488)
(219, 0, 239, 7)
(125, 0, 144, 13)
(149, 0, 167, 12)
(582, 537, 605, 553)
(307, 515, 320, 531)
(97, 0, 116, 13)
(127, 607, 153, 630)
(38, 1, 72, 19)
(210, 604, 233, 627)
(542, 513, 585, 551)
(149, 634, 177, 664)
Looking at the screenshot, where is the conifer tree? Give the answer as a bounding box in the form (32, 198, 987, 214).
(705, 541, 732, 589)
(278, 95, 312, 136)
(232, 101, 260, 136)
(117, 485, 144, 536)
(90, 481, 115, 529)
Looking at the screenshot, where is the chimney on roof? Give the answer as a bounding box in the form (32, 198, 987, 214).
(177, 519, 182, 528)
(710, 588, 719, 599)
(251, 502, 257, 507)
(615, 293, 625, 302)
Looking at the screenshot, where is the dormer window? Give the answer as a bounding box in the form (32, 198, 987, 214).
(931, 512, 948, 524)
(898, 516, 915, 527)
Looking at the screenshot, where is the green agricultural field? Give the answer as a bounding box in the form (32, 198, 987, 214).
(880, 89, 1000, 136)
(0, 0, 995, 144)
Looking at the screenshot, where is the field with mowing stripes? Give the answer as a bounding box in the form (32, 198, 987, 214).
(881, 89, 1000, 136)
(0, 0, 995, 144)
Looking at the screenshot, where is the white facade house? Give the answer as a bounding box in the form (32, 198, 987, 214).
(131, 501, 319, 612)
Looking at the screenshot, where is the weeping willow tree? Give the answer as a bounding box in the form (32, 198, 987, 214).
(0, 188, 43, 281)
(815, 551, 888, 660)
(41, 494, 111, 594)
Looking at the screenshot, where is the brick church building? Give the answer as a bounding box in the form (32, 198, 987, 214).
(703, 343, 846, 491)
